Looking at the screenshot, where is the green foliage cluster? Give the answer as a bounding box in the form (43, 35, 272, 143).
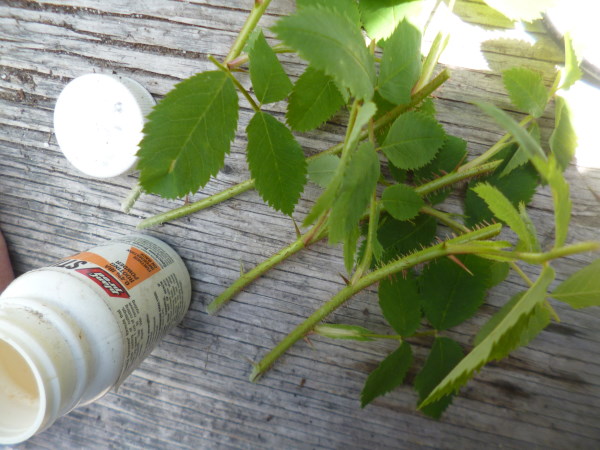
(131, 0, 599, 418)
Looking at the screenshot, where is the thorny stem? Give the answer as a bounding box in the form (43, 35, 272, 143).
(137, 70, 451, 229)
(207, 217, 328, 314)
(249, 224, 503, 382)
(209, 55, 260, 111)
(205, 160, 500, 312)
(224, 0, 273, 64)
(415, 160, 501, 196)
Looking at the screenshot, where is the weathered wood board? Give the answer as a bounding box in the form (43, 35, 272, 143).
(1, 0, 599, 448)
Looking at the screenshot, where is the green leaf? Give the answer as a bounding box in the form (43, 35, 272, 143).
(313, 323, 375, 341)
(286, 67, 345, 132)
(343, 224, 361, 273)
(378, 274, 422, 336)
(552, 259, 600, 308)
(307, 154, 340, 188)
(414, 338, 464, 419)
(378, 19, 422, 105)
(560, 32, 582, 90)
(420, 265, 555, 408)
(273, 6, 376, 100)
(472, 183, 536, 251)
(329, 142, 380, 244)
(246, 112, 307, 215)
(360, 0, 425, 41)
(377, 213, 437, 263)
(518, 202, 541, 252)
(482, 0, 555, 22)
(414, 135, 467, 204)
(465, 145, 539, 227)
(419, 255, 492, 330)
(248, 30, 293, 104)
(382, 184, 424, 221)
(361, 342, 413, 407)
(500, 122, 540, 177)
(475, 102, 547, 174)
(303, 102, 377, 227)
(474, 292, 550, 353)
(381, 111, 445, 170)
(543, 156, 571, 247)
(502, 67, 548, 118)
(137, 71, 238, 198)
(296, 0, 361, 25)
(550, 96, 577, 171)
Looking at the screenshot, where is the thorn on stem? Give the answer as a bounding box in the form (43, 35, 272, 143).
(447, 254, 474, 275)
(339, 273, 351, 285)
(292, 218, 302, 239)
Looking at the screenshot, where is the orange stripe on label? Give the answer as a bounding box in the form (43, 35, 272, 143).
(69, 247, 160, 289)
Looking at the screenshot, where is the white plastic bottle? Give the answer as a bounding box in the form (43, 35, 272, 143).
(0, 234, 191, 445)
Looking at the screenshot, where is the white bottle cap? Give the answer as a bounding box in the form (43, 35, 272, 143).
(53, 74, 156, 178)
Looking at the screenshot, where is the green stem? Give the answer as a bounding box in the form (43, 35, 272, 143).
(209, 55, 260, 112)
(121, 183, 144, 213)
(250, 223, 502, 381)
(137, 69, 450, 228)
(224, 0, 273, 64)
(227, 45, 294, 69)
(510, 261, 533, 286)
(351, 194, 379, 284)
(420, 205, 468, 234)
(207, 217, 328, 314)
(450, 241, 600, 265)
(458, 116, 533, 172)
(137, 179, 255, 229)
(415, 160, 501, 196)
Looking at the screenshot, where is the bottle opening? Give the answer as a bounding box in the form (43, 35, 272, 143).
(0, 338, 43, 444)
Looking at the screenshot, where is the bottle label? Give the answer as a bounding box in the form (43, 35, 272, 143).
(52, 235, 190, 384)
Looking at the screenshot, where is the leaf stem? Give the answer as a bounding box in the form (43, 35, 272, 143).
(121, 183, 144, 213)
(458, 116, 533, 172)
(249, 224, 502, 382)
(415, 160, 502, 196)
(209, 55, 260, 112)
(420, 205, 468, 234)
(207, 217, 328, 314)
(351, 193, 379, 283)
(224, 0, 273, 64)
(137, 179, 255, 229)
(227, 45, 294, 70)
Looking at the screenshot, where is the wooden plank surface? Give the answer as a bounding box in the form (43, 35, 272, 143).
(1, 0, 599, 448)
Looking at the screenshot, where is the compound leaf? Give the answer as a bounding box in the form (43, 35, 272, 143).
(287, 67, 345, 132)
(502, 67, 548, 118)
(273, 6, 376, 100)
(246, 111, 307, 215)
(378, 19, 422, 105)
(414, 337, 464, 419)
(381, 111, 445, 170)
(138, 71, 238, 198)
(361, 342, 413, 407)
(552, 259, 600, 308)
(378, 274, 422, 336)
(420, 265, 555, 408)
(248, 30, 293, 104)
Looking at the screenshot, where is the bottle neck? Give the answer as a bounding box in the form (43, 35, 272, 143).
(0, 298, 91, 445)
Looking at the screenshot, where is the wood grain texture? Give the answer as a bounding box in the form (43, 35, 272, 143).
(1, 0, 599, 448)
